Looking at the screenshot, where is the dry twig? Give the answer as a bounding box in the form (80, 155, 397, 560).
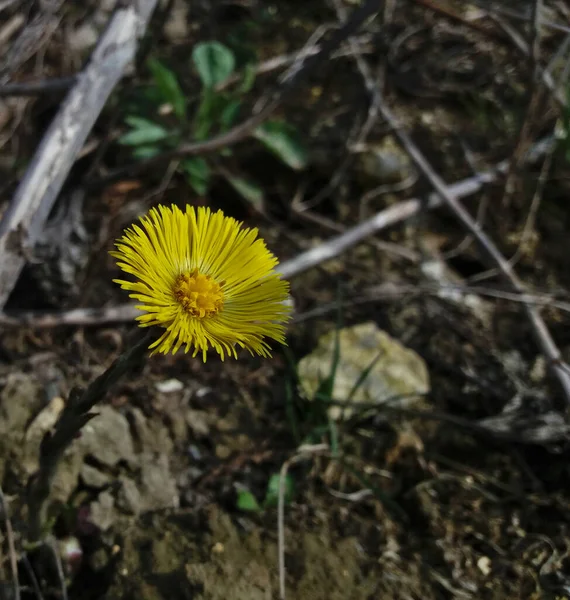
(375, 116, 570, 402)
(0, 76, 76, 97)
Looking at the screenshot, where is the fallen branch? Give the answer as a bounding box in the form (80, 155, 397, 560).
(280, 137, 552, 279)
(0, 76, 76, 97)
(0, 0, 159, 310)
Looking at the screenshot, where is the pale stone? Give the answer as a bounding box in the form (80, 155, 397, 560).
(298, 322, 430, 420)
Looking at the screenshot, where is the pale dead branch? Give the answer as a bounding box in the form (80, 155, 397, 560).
(0, 0, 159, 310)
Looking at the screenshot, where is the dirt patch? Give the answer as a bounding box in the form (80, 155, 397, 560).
(104, 505, 380, 600)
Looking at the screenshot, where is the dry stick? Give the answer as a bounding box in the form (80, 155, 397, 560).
(26, 330, 154, 543)
(45, 537, 67, 600)
(0, 303, 142, 328)
(91, 0, 382, 187)
(293, 282, 570, 324)
(0, 76, 76, 97)
(468, 0, 570, 35)
(487, 12, 566, 108)
(20, 554, 44, 600)
(499, 0, 543, 208)
(217, 35, 372, 93)
(0, 0, 159, 310)
(375, 105, 570, 404)
(0, 136, 555, 328)
(280, 134, 550, 279)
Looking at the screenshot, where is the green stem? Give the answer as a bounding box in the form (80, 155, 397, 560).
(26, 330, 154, 542)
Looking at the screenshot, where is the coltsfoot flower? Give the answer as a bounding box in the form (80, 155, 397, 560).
(111, 204, 291, 360)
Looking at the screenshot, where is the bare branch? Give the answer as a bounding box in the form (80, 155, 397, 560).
(0, 76, 76, 97)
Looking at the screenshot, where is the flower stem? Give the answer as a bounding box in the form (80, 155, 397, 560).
(26, 330, 154, 543)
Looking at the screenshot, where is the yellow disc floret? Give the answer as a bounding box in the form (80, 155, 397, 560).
(173, 269, 224, 318)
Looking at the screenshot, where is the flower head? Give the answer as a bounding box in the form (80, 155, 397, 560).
(111, 204, 291, 360)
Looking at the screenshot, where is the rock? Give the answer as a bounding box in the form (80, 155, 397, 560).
(297, 322, 430, 420)
(80, 406, 137, 468)
(90, 491, 117, 532)
(51, 451, 85, 505)
(139, 454, 179, 511)
(354, 136, 415, 184)
(163, 0, 189, 43)
(0, 372, 43, 481)
(154, 379, 184, 394)
(186, 409, 211, 437)
(117, 476, 143, 515)
(129, 407, 174, 456)
(22, 396, 65, 475)
(68, 22, 99, 54)
(0, 372, 41, 432)
(80, 463, 112, 489)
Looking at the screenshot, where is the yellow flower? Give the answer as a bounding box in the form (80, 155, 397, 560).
(111, 204, 291, 360)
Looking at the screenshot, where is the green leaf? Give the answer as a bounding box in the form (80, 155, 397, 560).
(237, 490, 261, 512)
(224, 174, 264, 212)
(193, 88, 215, 141)
(264, 473, 294, 508)
(252, 121, 308, 170)
(119, 118, 170, 146)
(238, 63, 256, 94)
(219, 99, 241, 131)
(181, 157, 211, 196)
(132, 145, 162, 159)
(148, 58, 186, 121)
(192, 41, 235, 88)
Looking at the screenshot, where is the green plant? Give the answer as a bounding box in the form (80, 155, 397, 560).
(236, 473, 295, 513)
(119, 42, 308, 205)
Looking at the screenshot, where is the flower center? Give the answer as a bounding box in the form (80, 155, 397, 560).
(173, 268, 224, 318)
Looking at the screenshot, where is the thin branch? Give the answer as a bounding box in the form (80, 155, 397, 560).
(0, 304, 140, 327)
(20, 554, 44, 600)
(499, 0, 544, 208)
(45, 537, 67, 600)
(0, 76, 76, 97)
(292, 282, 570, 324)
(0, 0, 159, 310)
